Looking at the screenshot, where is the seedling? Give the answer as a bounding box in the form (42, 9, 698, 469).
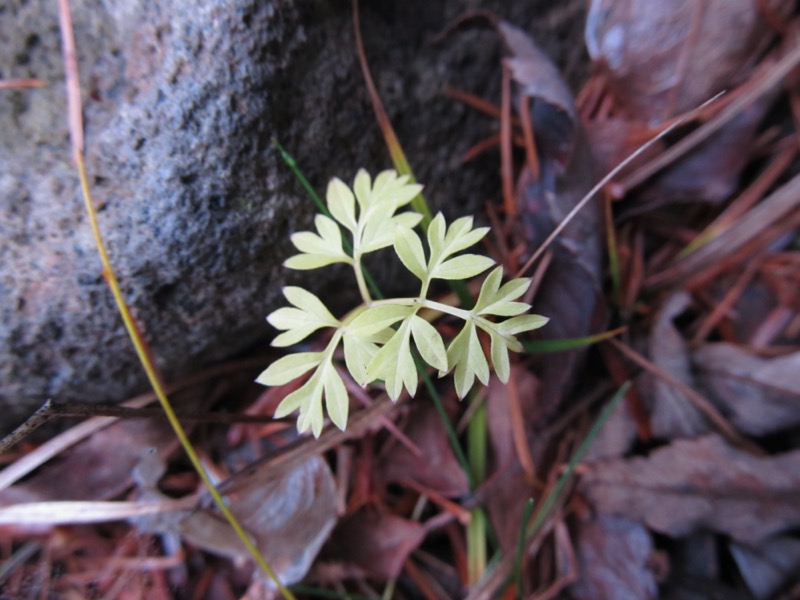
(257, 169, 548, 436)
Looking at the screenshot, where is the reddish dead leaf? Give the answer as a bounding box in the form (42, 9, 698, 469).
(484, 369, 545, 554)
(583, 118, 663, 181)
(486, 367, 543, 471)
(497, 22, 605, 418)
(0, 416, 174, 505)
(379, 404, 469, 498)
(643, 292, 707, 438)
(485, 463, 536, 556)
(694, 343, 800, 436)
(584, 395, 638, 462)
(322, 510, 426, 579)
(585, 0, 793, 209)
(730, 536, 800, 600)
(634, 100, 769, 209)
(494, 18, 578, 169)
(581, 434, 800, 545)
(136, 454, 337, 588)
(585, 0, 790, 122)
(569, 515, 658, 600)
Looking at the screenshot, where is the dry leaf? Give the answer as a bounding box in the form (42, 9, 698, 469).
(569, 515, 658, 600)
(379, 403, 469, 497)
(645, 292, 708, 438)
(694, 343, 800, 436)
(136, 454, 337, 588)
(582, 434, 800, 545)
(498, 20, 604, 417)
(322, 510, 426, 579)
(585, 0, 790, 122)
(730, 536, 800, 599)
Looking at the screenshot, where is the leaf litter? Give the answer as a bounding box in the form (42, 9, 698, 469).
(3, 1, 800, 598)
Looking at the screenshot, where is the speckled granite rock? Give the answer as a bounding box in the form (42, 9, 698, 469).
(0, 0, 587, 431)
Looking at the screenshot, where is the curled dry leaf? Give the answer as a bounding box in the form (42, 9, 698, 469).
(484, 367, 546, 553)
(730, 536, 800, 600)
(581, 434, 800, 545)
(645, 291, 708, 439)
(135, 454, 337, 588)
(379, 403, 470, 498)
(585, 0, 791, 122)
(694, 343, 800, 436)
(495, 18, 578, 168)
(322, 510, 426, 579)
(569, 516, 658, 600)
(496, 18, 605, 417)
(585, 0, 790, 208)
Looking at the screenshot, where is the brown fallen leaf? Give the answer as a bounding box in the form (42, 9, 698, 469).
(585, 0, 790, 122)
(694, 343, 800, 436)
(581, 434, 800, 545)
(645, 291, 708, 439)
(0, 415, 175, 505)
(379, 403, 469, 498)
(569, 515, 658, 600)
(496, 19, 605, 418)
(584, 393, 638, 462)
(321, 510, 426, 579)
(585, 0, 791, 209)
(730, 536, 800, 600)
(134, 452, 338, 588)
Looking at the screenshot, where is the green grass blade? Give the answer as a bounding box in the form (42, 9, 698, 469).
(522, 327, 626, 353)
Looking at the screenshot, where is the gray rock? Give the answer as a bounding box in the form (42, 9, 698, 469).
(0, 0, 587, 431)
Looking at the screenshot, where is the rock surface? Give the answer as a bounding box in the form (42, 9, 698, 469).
(0, 0, 587, 431)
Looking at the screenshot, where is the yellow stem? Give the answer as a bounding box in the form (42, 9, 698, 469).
(75, 152, 296, 600)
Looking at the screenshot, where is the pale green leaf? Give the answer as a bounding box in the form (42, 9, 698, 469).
(256, 352, 323, 386)
(315, 214, 345, 248)
(474, 266, 503, 305)
(284, 253, 349, 270)
(343, 333, 381, 386)
(327, 177, 357, 231)
(273, 362, 330, 438)
(347, 304, 412, 337)
(372, 169, 422, 208)
(443, 216, 489, 255)
(372, 169, 396, 195)
(359, 201, 396, 253)
(393, 211, 424, 230)
(474, 318, 523, 353)
(290, 231, 332, 256)
(445, 321, 490, 399)
(296, 383, 325, 437)
(473, 267, 532, 316)
(267, 287, 341, 346)
(486, 301, 530, 317)
(323, 367, 349, 431)
(393, 226, 427, 281)
(431, 254, 495, 280)
(367, 322, 417, 400)
(267, 306, 324, 332)
(497, 314, 549, 336)
(271, 323, 323, 347)
(489, 331, 511, 383)
(380, 178, 422, 208)
(426, 213, 446, 255)
(274, 385, 306, 419)
(427, 214, 489, 260)
(353, 169, 372, 210)
(283, 287, 340, 326)
(410, 315, 447, 372)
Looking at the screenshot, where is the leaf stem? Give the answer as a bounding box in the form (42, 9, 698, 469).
(353, 250, 372, 305)
(370, 297, 472, 321)
(73, 152, 295, 598)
